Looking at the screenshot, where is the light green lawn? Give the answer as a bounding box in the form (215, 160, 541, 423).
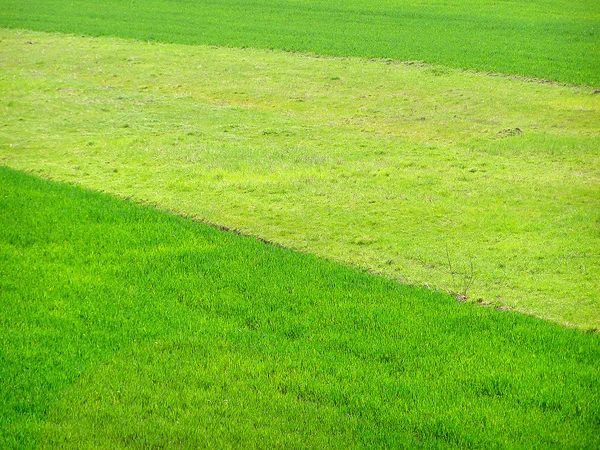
(1, 29, 599, 329)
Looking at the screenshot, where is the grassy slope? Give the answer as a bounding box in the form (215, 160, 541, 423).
(0, 0, 599, 86)
(1, 29, 599, 329)
(1, 166, 600, 448)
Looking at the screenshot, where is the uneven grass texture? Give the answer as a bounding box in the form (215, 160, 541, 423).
(0, 0, 599, 86)
(1, 166, 600, 448)
(1, 29, 599, 329)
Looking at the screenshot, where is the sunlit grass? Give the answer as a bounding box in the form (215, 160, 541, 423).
(1, 166, 599, 448)
(1, 29, 599, 328)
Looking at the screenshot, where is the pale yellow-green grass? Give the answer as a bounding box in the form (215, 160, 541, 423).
(1, 29, 599, 329)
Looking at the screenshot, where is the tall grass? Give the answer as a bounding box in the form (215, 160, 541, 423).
(1, 0, 599, 86)
(1, 166, 599, 448)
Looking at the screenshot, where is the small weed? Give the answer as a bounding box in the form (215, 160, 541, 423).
(446, 244, 475, 301)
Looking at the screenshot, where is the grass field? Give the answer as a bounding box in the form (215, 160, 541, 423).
(1, 0, 599, 86)
(1, 166, 599, 448)
(1, 29, 599, 329)
(1, 0, 600, 446)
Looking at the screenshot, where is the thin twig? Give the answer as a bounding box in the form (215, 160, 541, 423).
(445, 243, 456, 287)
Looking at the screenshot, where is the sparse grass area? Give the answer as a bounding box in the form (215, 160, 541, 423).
(1, 166, 600, 448)
(1, 29, 599, 329)
(0, 0, 599, 86)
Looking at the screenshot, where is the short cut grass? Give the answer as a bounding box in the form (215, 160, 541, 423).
(1, 29, 599, 329)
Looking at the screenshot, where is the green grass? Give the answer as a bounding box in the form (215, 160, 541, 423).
(0, 0, 599, 86)
(1, 29, 599, 329)
(1, 166, 600, 448)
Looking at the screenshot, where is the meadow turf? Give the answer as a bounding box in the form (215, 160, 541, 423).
(1, 166, 600, 448)
(1, 29, 599, 329)
(1, 2, 599, 445)
(0, 0, 599, 87)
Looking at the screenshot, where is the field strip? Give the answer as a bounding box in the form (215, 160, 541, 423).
(1, 28, 599, 329)
(1, 0, 599, 86)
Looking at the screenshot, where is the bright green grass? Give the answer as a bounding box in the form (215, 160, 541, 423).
(0, 0, 599, 86)
(1, 166, 600, 448)
(1, 29, 599, 329)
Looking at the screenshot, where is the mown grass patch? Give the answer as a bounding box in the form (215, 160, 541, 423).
(1, 166, 599, 448)
(1, 29, 599, 328)
(0, 0, 599, 86)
